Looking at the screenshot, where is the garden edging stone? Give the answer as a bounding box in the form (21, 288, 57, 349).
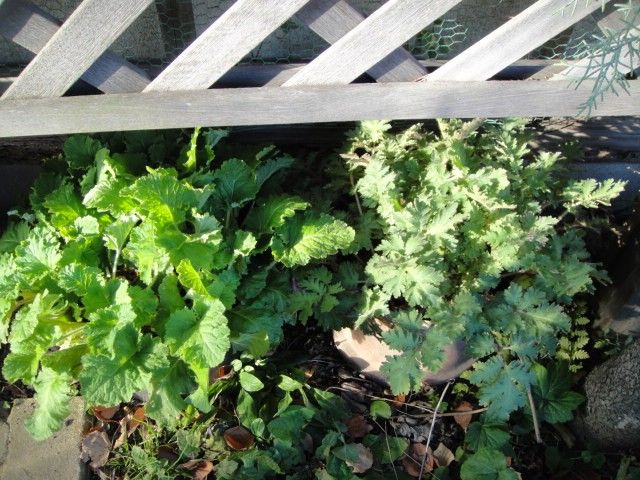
(0, 397, 88, 480)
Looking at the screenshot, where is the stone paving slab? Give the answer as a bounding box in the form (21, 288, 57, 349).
(0, 397, 87, 480)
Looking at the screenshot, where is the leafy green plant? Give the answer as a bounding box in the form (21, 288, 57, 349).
(340, 119, 622, 419)
(0, 129, 354, 439)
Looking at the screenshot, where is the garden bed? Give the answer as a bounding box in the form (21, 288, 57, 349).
(0, 120, 639, 480)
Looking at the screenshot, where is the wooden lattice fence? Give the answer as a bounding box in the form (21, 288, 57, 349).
(0, 0, 637, 137)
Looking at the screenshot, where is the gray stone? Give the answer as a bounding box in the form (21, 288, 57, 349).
(0, 419, 9, 465)
(0, 397, 88, 480)
(576, 341, 640, 450)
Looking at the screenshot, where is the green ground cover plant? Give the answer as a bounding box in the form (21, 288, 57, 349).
(0, 120, 628, 478)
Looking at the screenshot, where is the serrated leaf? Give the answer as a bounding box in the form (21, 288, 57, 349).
(64, 135, 102, 170)
(267, 405, 315, 443)
(146, 359, 195, 425)
(271, 212, 355, 267)
(176, 259, 208, 296)
(460, 448, 517, 480)
(380, 354, 423, 395)
(465, 421, 511, 452)
(0, 222, 30, 253)
(244, 196, 309, 234)
(165, 298, 230, 370)
(531, 362, 584, 423)
(212, 159, 259, 209)
(104, 215, 138, 252)
(369, 400, 392, 419)
(255, 155, 294, 189)
(80, 336, 168, 406)
(25, 368, 74, 440)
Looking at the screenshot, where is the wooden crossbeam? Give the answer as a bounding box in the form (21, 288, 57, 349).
(427, 0, 612, 82)
(284, 0, 462, 86)
(2, 0, 153, 100)
(294, 0, 426, 83)
(145, 0, 312, 92)
(0, 0, 150, 94)
(0, 80, 636, 137)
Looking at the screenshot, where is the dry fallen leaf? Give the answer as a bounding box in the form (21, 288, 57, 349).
(402, 443, 433, 478)
(392, 394, 407, 407)
(81, 430, 111, 469)
(346, 444, 374, 474)
(127, 406, 145, 434)
(223, 426, 255, 451)
(432, 443, 455, 467)
(453, 401, 475, 431)
(344, 414, 373, 438)
(180, 459, 214, 480)
(92, 405, 119, 422)
(209, 365, 233, 383)
(112, 417, 128, 449)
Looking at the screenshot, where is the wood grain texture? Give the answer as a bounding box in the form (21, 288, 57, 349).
(285, 0, 461, 86)
(145, 0, 311, 92)
(2, 0, 153, 99)
(0, 80, 637, 137)
(294, 0, 425, 83)
(427, 0, 612, 82)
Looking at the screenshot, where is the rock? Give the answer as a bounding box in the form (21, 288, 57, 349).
(0, 420, 8, 465)
(576, 340, 640, 450)
(0, 397, 88, 480)
(333, 325, 474, 387)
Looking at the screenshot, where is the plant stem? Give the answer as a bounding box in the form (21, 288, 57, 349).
(225, 208, 233, 230)
(527, 386, 543, 444)
(419, 380, 452, 479)
(111, 249, 121, 278)
(349, 172, 363, 217)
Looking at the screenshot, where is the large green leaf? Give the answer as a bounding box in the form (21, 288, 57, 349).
(146, 359, 195, 425)
(531, 362, 584, 423)
(245, 196, 309, 235)
(271, 212, 355, 267)
(460, 448, 518, 480)
(212, 159, 258, 209)
(25, 368, 74, 440)
(165, 298, 230, 370)
(80, 336, 168, 406)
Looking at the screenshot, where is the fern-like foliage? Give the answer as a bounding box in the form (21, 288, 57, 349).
(341, 119, 623, 421)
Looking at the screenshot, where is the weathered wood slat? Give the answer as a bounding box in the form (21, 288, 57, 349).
(0, 0, 150, 93)
(427, 0, 612, 82)
(2, 0, 153, 99)
(0, 80, 637, 137)
(284, 0, 462, 86)
(294, 0, 425, 83)
(145, 0, 312, 92)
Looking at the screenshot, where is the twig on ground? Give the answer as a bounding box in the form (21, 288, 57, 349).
(419, 380, 452, 479)
(527, 386, 543, 444)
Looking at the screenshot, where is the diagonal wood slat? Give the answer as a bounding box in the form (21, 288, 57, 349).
(0, 81, 637, 137)
(294, 0, 426, 83)
(426, 0, 612, 82)
(0, 0, 149, 94)
(2, 0, 153, 100)
(284, 0, 462, 86)
(145, 0, 312, 92)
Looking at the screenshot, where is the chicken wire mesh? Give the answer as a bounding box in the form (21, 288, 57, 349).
(0, 0, 602, 80)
